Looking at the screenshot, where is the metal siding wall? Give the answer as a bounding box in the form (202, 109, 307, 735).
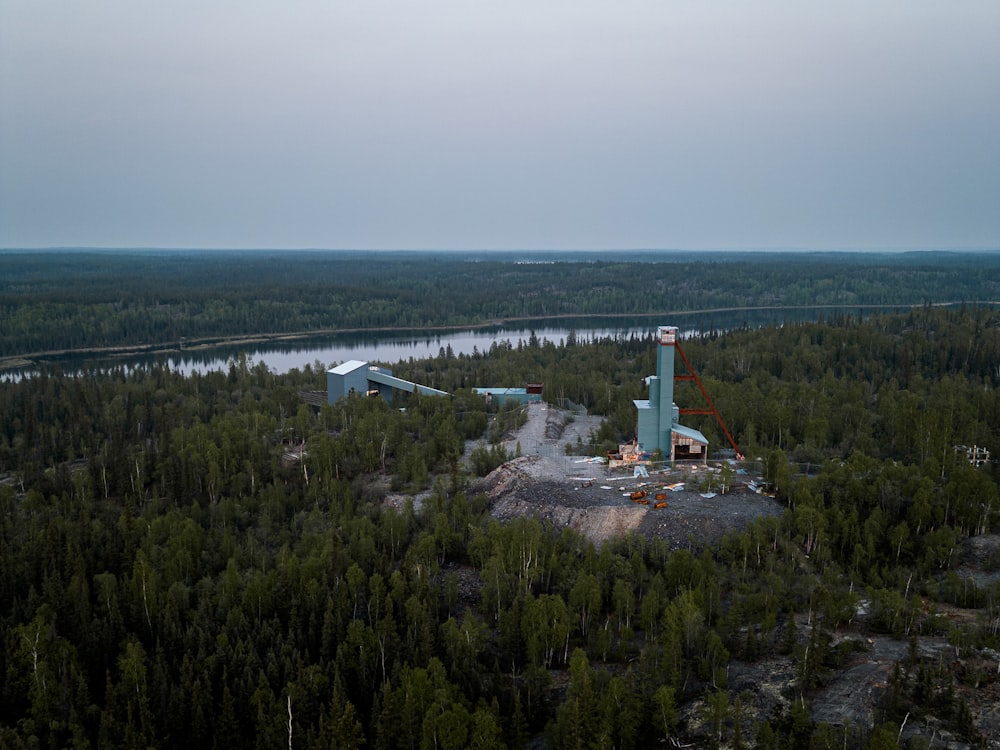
(346, 368, 369, 395)
(327, 370, 340, 404)
(636, 408, 658, 453)
(657, 342, 674, 455)
(328, 367, 372, 402)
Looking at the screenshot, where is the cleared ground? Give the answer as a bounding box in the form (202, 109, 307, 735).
(472, 402, 783, 549)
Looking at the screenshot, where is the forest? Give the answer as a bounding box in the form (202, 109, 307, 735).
(2, 249, 999, 362)
(1, 254, 1000, 748)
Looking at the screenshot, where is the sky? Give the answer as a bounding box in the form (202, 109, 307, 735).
(1, 1, 998, 251)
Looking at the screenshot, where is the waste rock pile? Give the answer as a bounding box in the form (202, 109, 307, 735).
(470, 403, 784, 549)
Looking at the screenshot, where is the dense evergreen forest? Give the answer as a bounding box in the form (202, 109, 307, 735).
(2, 249, 999, 361)
(2, 299, 1000, 748)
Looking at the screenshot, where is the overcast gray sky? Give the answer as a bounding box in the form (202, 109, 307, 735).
(1, 1, 997, 250)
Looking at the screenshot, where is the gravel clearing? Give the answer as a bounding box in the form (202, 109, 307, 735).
(470, 402, 784, 548)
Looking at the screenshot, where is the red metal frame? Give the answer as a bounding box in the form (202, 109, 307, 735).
(673, 340, 744, 460)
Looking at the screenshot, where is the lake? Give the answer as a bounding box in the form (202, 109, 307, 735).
(163, 322, 661, 375)
(162, 306, 840, 375)
(3, 307, 898, 379)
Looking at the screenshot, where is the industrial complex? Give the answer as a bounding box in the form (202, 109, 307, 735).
(327, 325, 739, 464)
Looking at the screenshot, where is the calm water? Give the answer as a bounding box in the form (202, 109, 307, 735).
(4, 307, 885, 379)
(163, 307, 876, 375)
(163, 323, 660, 375)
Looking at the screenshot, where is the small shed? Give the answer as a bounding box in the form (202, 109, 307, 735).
(671, 424, 709, 463)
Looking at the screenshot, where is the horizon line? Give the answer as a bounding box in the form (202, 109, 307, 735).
(3, 245, 998, 254)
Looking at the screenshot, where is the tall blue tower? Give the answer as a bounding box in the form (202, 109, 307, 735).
(634, 326, 678, 455)
(631, 325, 737, 462)
(655, 325, 676, 450)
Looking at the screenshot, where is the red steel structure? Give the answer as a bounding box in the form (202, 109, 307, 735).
(672, 340, 744, 460)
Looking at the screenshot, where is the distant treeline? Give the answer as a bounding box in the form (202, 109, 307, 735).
(2, 249, 999, 358)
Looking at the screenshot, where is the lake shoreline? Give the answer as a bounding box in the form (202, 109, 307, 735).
(1, 301, 971, 373)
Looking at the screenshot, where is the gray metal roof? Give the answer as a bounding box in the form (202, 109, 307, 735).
(368, 368, 448, 397)
(329, 360, 368, 375)
(672, 423, 708, 445)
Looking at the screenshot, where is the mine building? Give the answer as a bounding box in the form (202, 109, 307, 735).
(632, 325, 739, 463)
(472, 383, 544, 408)
(327, 360, 448, 404)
